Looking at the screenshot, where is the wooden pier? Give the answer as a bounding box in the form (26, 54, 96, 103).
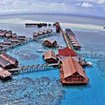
(8, 63, 59, 74)
(61, 29, 74, 50)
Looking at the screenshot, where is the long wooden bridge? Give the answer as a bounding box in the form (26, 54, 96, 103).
(60, 29, 74, 50)
(9, 62, 60, 74)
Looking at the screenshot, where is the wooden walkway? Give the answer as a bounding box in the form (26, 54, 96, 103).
(60, 30, 74, 50)
(9, 63, 59, 74)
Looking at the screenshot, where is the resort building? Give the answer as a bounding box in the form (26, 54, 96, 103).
(43, 30, 48, 34)
(0, 53, 18, 68)
(60, 56, 89, 85)
(5, 30, 12, 38)
(0, 53, 18, 69)
(69, 36, 81, 50)
(0, 30, 5, 37)
(18, 36, 26, 42)
(0, 56, 11, 69)
(55, 22, 61, 33)
(11, 39, 19, 44)
(12, 33, 17, 38)
(47, 29, 52, 33)
(43, 50, 58, 64)
(66, 29, 75, 37)
(0, 67, 12, 80)
(42, 39, 58, 48)
(2, 42, 12, 46)
(33, 32, 39, 38)
(58, 47, 77, 57)
(38, 31, 43, 35)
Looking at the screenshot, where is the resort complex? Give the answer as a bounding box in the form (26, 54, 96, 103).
(0, 22, 92, 85)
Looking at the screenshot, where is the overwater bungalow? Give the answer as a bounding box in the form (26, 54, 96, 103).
(2, 41, 12, 46)
(73, 43, 81, 50)
(18, 36, 26, 42)
(42, 39, 58, 48)
(0, 53, 18, 68)
(60, 56, 89, 85)
(55, 22, 61, 33)
(0, 42, 3, 48)
(47, 29, 52, 33)
(69, 36, 81, 50)
(11, 38, 19, 44)
(0, 67, 12, 80)
(33, 32, 39, 38)
(43, 50, 58, 64)
(12, 33, 17, 38)
(0, 53, 18, 69)
(0, 56, 11, 69)
(0, 30, 6, 37)
(38, 31, 43, 35)
(65, 29, 75, 37)
(5, 30, 12, 38)
(43, 30, 48, 34)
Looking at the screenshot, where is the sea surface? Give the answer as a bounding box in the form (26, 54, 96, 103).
(0, 13, 105, 105)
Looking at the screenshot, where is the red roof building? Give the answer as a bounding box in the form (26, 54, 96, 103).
(43, 50, 58, 64)
(0, 53, 18, 69)
(60, 56, 89, 85)
(58, 47, 77, 57)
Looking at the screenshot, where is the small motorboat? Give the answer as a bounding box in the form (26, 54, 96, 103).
(36, 49, 44, 53)
(86, 62, 93, 67)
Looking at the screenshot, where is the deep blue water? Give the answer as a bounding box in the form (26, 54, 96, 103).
(0, 14, 105, 105)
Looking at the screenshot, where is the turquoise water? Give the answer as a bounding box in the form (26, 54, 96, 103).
(0, 14, 105, 105)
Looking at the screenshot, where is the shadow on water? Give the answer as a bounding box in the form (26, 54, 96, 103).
(62, 83, 92, 91)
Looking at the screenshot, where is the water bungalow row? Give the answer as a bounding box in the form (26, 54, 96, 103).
(0, 36, 27, 51)
(65, 29, 81, 50)
(0, 29, 17, 38)
(33, 29, 52, 39)
(0, 29, 27, 51)
(0, 52, 18, 80)
(0, 29, 27, 41)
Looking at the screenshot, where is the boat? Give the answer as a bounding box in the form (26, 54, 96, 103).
(86, 62, 93, 67)
(36, 49, 45, 53)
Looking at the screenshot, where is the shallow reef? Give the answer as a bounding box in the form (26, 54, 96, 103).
(11, 49, 39, 61)
(0, 77, 64, 105)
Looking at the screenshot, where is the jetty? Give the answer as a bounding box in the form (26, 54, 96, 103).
(9, 63, 59, 74)
(25, 23, 48, 28)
